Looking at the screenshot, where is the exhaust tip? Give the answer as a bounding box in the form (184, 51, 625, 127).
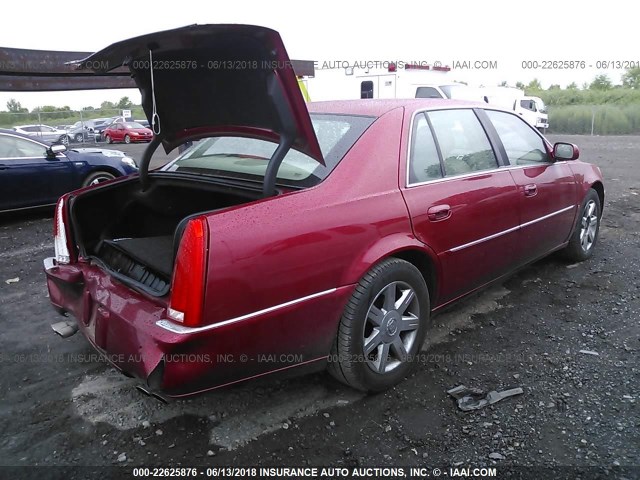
(51, 320, 79, 338)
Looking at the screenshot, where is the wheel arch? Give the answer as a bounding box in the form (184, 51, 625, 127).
(83, 166, 122, 184)
(590, 180, 605, 216)
(339, 234, 441, 309)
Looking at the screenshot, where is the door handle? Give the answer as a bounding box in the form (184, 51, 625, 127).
(427, 204, 451, 221)
(524, 184, 538, 197)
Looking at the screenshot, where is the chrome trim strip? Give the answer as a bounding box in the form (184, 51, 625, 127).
(448, 205, 575, 253)
(520, 204, 575, 229)
(156, 288, 338, 334)
(449, 224, 521, 252)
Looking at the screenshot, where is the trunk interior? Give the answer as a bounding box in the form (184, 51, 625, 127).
(70, 174, 263, 296)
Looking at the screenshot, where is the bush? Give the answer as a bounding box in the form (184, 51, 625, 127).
(548, 105, 640, 134)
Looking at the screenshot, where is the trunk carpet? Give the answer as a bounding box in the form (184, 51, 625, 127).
(103, 236, 174, 278)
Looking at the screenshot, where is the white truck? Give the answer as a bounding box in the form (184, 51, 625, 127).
(479, 86, 549, 131)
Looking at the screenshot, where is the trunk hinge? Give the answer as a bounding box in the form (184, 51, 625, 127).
(262, 73, 296, 198)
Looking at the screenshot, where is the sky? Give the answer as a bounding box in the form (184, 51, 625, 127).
(0, 0, 636, 111)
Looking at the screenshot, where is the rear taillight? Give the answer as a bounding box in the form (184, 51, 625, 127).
(54, 197, 71, 264)
(168, 217, 209, 327)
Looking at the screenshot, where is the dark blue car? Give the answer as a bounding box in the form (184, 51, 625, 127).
(0, 129, 138, 212)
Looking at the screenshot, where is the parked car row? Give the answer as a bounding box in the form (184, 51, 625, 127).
(6, 117, 154, 146)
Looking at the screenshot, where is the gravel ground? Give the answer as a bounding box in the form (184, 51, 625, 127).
(0, 135, 638, 479)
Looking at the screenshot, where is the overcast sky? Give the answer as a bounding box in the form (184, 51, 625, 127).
(0, 0, 635, 110)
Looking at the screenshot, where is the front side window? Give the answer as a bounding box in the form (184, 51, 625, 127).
(164, 114, 375, 188)
(427, 109, 498, 176)
(408, 113, 442, 183)
(520, 99, 536, 111)
(0, 135, 47, 158)
(415, 87, 441, 98)
(485, 110, 549, 165)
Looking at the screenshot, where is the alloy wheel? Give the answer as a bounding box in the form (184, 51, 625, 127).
(580, 200, 598, 252)
(363, 281, 420, 374)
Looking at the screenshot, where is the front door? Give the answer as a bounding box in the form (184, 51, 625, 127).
(484, 110, 577, 263)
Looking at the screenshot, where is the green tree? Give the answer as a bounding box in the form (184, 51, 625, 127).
(548, 84, 561, 90)
(101, 101, 116, 110)
(566, 82, 578, 90)
(589, 74, 612, 90)
(116, 96, 133, 109)
(6, 98, 27, 113)
(515, 81, 525, 90)
(83, 106, 95, 111)
(527, 78, 542, 91)
(622, 67, 640, 89)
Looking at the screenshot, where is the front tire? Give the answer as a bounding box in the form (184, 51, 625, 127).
(105, 135, 112, 144)
(82, 171, 115, 187)
(563, 189, 601, 262)
(124, 135, 131, 144)
(328, 258, 430, 392)
(74, 133, 84, 143)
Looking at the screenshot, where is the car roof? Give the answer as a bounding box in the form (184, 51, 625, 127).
(307, 99, 490, 117)
(0, 128, 48, 142)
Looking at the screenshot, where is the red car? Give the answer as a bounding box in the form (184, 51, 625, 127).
(104, 121, 153, 144)
(45, 25, 604, 397)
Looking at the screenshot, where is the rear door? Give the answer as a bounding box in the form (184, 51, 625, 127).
(401, 108, 521, 304)
(0, 133, 75, 210)
(484, 110, 577, 263)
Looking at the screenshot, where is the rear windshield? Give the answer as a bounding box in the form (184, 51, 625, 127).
(163, 113, 375, 188)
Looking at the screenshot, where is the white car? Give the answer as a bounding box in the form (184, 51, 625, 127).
(12, 125, 69, 145)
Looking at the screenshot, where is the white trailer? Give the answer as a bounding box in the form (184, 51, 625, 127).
(303, 62, 459, 101)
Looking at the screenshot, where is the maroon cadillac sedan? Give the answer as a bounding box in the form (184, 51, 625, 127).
(44, 25, 604, 397)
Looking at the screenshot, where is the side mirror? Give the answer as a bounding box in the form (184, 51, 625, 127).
(47, 144, 67, 157)
(553, 142, 579, 161)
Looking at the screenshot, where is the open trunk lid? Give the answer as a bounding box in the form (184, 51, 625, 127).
(72, 24, 323, 163)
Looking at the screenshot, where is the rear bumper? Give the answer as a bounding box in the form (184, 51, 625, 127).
(44, 258, 350, 396)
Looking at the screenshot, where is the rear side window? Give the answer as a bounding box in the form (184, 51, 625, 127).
(165, 114, 375, 188)
(427, 109, 498, 176)
(485, 110, 549, 165)
(409, 113, 442, 183)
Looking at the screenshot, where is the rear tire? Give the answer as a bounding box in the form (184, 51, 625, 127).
(328, 258, 430, 392)
(74, 133, 84, 143)
(563, 189, 601, 262)
(82, 171, 115, 187)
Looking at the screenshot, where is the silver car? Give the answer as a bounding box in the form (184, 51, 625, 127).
(12, 125, 69, 145)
